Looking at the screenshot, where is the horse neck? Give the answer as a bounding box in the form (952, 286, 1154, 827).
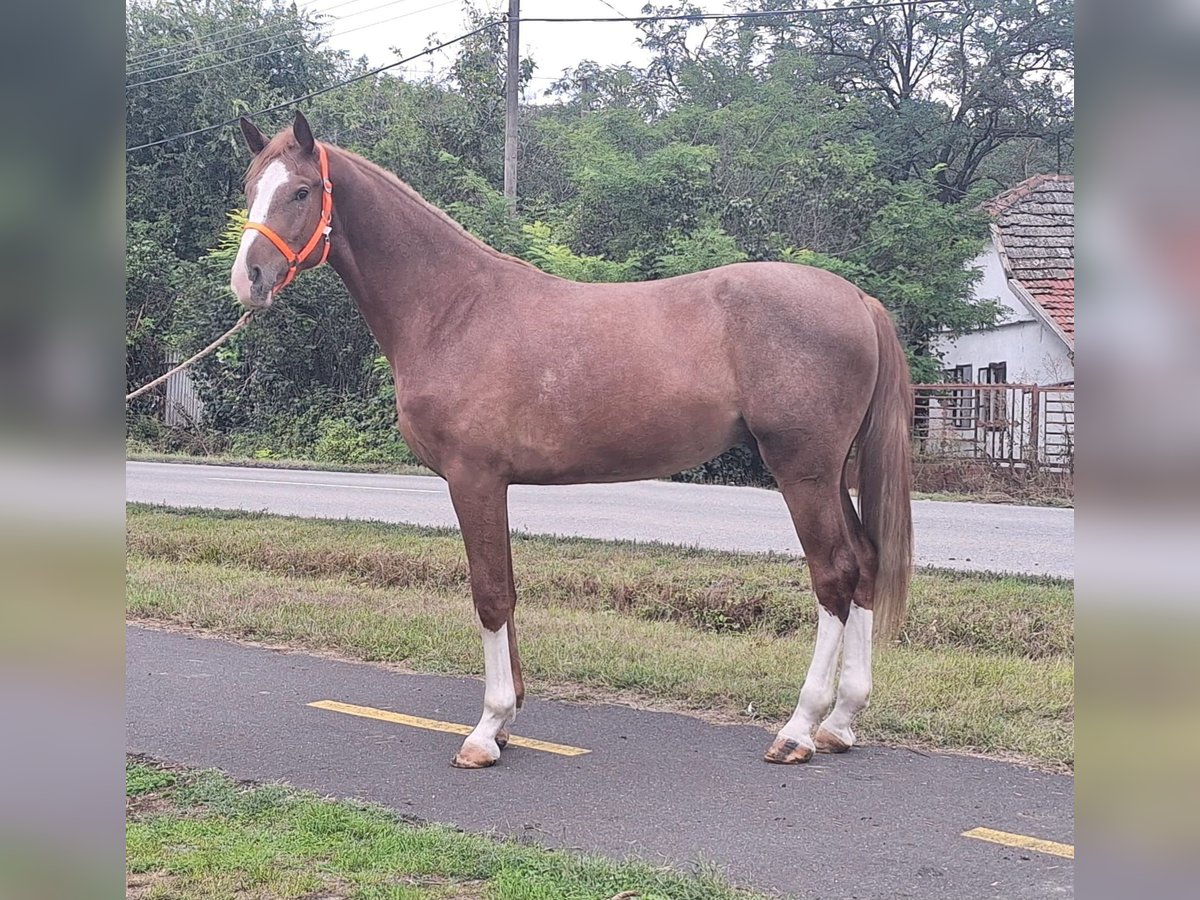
(323, 147, 527, 360)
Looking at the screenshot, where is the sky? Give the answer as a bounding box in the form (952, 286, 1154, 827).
(316, 0, 733, 96)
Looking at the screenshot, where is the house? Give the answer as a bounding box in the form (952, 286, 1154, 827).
(938, 173, 1075, 386)
(923, 174, 1075, 468)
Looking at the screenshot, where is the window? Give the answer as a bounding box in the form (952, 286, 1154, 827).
(944, 364, 975, 429)
(980, 362, 1007, 383)
(978, 362, 1008, 429)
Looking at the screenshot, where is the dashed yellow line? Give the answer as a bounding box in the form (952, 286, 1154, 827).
(962, 827, 1074, 859)
(308, 700, 591, 757)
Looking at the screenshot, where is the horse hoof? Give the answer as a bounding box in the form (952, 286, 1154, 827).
(814, 726, 853, 754)
(763, 737, 814, 765)
(496, 729, 510, 749)
(451, 741, 499, 769)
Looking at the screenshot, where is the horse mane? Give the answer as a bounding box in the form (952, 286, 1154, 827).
(327, 144, 540, 272)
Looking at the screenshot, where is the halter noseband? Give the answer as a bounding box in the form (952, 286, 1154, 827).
(243, 142, 333, 293)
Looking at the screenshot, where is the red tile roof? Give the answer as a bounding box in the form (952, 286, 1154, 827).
(1021, 278, 1074, 340)
(984, 175, 1074, 347)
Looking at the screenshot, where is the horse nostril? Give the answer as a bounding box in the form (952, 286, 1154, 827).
(249, 265, 262, 285)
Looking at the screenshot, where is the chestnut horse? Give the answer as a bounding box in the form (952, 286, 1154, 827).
(232, 112, 912, 769)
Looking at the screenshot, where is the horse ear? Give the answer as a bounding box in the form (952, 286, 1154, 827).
(239, 117, 268, 156)
(293, 109, 315, 156)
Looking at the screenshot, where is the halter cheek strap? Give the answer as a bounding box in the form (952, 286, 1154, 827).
(243, 142, 334, 293)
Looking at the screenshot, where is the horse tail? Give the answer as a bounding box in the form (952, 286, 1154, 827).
(856, 295, 913, 641)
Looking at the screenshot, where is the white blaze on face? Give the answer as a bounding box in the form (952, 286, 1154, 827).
(230, 159, 291, 303)
(461, 620, 517, 759)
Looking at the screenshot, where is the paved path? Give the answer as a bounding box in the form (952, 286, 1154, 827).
(126, 461, 1073, 577)
(127, 626, 1073, 899)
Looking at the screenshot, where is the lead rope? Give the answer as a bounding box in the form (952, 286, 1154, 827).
(125, 310, 255, 403)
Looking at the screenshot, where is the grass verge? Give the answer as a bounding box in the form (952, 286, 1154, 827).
(126, 505, 1074, 769)
(127, 757, 759, 900)
(126, 448, 435, 477)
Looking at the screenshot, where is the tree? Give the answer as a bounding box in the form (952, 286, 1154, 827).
(784, 176, 998, 382)
(756, 0, 1074, 199)
(126, 0, 341, 257)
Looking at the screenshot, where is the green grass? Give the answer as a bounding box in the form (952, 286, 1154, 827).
(126, 504, 1074, 768)
(126, 758, 759, 900)
(911, 489, 1073, 508)
(126, 447, 435, 477)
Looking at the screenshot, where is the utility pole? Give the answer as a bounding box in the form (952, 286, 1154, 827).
(503, 0, 520, 213)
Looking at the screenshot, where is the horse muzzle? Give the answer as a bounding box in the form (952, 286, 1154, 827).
(231, 260, 278, 309)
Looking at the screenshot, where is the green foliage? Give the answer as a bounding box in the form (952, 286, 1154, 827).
(209, 209, 248, 263)
(671, 443, 774, 489)
(765, 0, 1075, 200)
(544, 119, 722, 263)
(126, 0, 340, 258)
(126, 764, 176, 797)
(654, 224, 747, 278)
(313, 417, 419, 466)
(783, 176, 997, 382)
(126, 220, 201, 403)
(521, 222, 638, 283)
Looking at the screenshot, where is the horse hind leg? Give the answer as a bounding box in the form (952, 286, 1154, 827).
(759, 454, 860, 765)
(814, 483, 877, 754)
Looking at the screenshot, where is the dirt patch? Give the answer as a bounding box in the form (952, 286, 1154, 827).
(126, 791, 177, 820)
(126, 872, 178, 899)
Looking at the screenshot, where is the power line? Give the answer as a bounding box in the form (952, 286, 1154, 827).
(125, 2, 964, 152)
(516, 1, 955, 25)
(126, 0, 369, 68)
(127, 0, 417, 76)
(125, 20, 500, 153)
(129, 0, 954, 72)
(594, 0, 636, 22)
(127, 0, 459, 89)
(126, 0, 422, 78)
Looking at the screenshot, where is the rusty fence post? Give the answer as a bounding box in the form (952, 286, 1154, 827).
(1028, 385, 1041, 470)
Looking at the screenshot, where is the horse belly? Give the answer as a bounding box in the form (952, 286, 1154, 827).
(509, 371, 745, 485)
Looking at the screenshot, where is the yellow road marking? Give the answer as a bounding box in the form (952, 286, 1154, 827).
(962, 827, 1074, 859)
(308, 700, 591, 757)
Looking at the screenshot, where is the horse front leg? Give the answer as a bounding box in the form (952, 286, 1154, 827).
(447, 475, 518, 769)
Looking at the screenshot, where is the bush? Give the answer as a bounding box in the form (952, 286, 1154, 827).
(671, 443, 775, 488)
(313, 416, 420, 466)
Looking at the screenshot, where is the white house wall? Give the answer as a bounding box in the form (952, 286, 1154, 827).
(974, 244, 1032, 325)
(940, 319, 1074, 385)
(937, 245, 1074, 385)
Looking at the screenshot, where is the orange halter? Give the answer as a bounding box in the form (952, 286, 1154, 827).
(243, 142, 334, 293)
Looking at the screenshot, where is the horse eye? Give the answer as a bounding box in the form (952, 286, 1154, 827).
(296, 187, 310, 200)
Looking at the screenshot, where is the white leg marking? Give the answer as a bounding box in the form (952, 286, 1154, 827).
(231, 159, 290, 302)
(777, 606, 845, 750)
(461, 620, 517, 761)
(820, 604, 874, 747)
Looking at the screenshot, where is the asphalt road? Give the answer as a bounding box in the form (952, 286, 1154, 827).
(127, 625, 1073, 899)
(126, 460, 1073, 578)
